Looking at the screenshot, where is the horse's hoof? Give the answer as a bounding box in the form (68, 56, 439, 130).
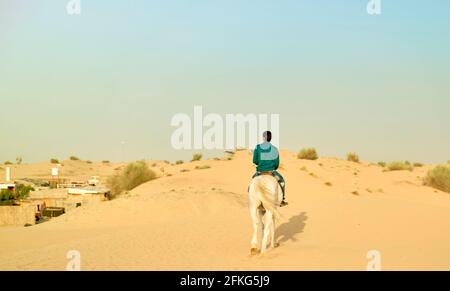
(250, 248, 260, 256)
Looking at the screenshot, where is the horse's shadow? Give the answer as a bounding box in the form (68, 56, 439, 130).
(276, 212, 308, 244)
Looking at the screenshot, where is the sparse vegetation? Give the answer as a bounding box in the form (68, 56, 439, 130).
(385, 161, 413, 172)
(70, 156, 80, 161)
(192, 154, 202, 162)
(378, 162, 386, 167)
(297, 148, 318, 160)
(300, 166, 308, 172)
(423, 165, 450, 193)
(195, 165, 211, 170)
(16, 157, 23, 164)
(351, 191, 359, 196)
(50, 158, 59, 164)
(175, 160, 184, 165)
(413, 162, 424, 167)
(180, 169, 190, 173)
(86, 160, 93, 164)
(308, 172, 317, 178)
(4, 161, 12, 165)
(107, 161, 157, 198)
(102, 160, 110, 164)
(325, 182, 332, 187)
(347, 152, 360, 163)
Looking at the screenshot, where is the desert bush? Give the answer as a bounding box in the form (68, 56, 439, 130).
(86, 160, 93, 164)
(0, 190, 14, 201)
(107, 161, 157, 198)
(347, 152, 360, 163)
(413, 162, 424, 167)
(180, 169, 190, 172)
(423, 165, 450, 193)
(15, 184, 34, 200)
(175, 160, 184, 165)
(378, 162, 386, 167)
(70, 156, 80, 161)
(386, 161, 413, 171)
(4, 161, 12, 165)
(297, 148, 318, 160)
(50, 158, 59, 164)
(195, 165, 211, 170)
(192, 154, 202, 162)
(16, 157, 23, 164)
(102, 160, 110, 164)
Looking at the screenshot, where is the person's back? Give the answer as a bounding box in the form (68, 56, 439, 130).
(253, 141, 279, 173)
(252, 131, 288, 207)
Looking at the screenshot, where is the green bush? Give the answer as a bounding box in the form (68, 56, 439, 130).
(347, 152, 360, 163)
(4, 161, 13, 165)
(413, 162, 424, 167)
(107, 161, 157, 197)
(50, 158, 59, 164)
(102, 160, 110, 164)
(378, 162, 386, 167)
(15, 184, 34, 200)
(297, 148, 318, 160)
(424, 165, 450, 193)
(192, 154, 202, 162)
(175, 160, 184, 165)
(70, 156, 80, 161)
(386, 161, 413, 172)
(0, 190, 14, 201)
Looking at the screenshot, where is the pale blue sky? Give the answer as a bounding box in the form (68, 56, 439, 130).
(0, 0, 449, 163)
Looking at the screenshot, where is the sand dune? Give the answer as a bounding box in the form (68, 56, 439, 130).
(1, 151, 450, 270)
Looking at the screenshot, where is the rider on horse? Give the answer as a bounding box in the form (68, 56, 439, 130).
(252, 131, 288, 207)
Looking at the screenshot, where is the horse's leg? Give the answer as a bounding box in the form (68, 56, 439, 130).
(261, 211, 274, 253)
(269, 214, 276, 249)
(249, 204, 262, 255)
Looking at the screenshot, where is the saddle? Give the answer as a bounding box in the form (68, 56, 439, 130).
(258, 171, 275, 176)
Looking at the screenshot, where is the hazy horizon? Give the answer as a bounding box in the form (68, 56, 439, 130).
(1, 0, 449, 164)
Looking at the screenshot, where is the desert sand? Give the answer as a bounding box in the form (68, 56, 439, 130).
(1, 150, 450, 270)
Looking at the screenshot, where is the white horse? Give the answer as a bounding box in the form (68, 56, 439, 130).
(248, 174, 283, 255)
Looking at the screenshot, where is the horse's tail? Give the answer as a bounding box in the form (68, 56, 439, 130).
(255, 176, 280, 221)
